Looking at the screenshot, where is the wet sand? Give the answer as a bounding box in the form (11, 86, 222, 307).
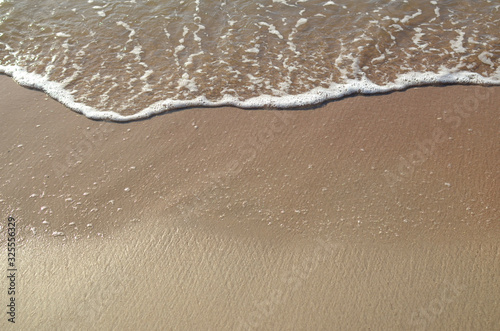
(0, 75, 499, 330)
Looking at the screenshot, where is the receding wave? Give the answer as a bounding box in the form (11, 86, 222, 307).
(0, 0, 499, 121)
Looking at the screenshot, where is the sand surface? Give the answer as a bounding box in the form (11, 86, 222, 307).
(0, 75, 499, 330)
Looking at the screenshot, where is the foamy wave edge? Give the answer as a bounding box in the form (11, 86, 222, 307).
(1, 65, 499, 122)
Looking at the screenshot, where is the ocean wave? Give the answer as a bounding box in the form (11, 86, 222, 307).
(1, 0, 499, 121)
(2, 64, 498, 122)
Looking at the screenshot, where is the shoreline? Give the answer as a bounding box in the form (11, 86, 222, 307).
(1, 68, 499, 121)
(0, 75, 499, 329)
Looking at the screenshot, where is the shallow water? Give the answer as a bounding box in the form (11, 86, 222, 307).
(0, 0, 499, 120)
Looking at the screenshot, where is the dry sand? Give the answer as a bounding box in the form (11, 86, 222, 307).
(0, 74, 499, 330)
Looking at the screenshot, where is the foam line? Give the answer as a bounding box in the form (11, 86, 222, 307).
(1, 65, 499, 122)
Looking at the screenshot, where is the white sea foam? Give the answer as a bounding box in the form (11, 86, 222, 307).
(259, 22, 284, 39)
(1, 64, 498, 122)
(56, 32, 71, 38)
(295, 18, 307, 28)
(478, 52, 495, 68)
(450, 30, 466, 54)
(116, 21, 136, 43)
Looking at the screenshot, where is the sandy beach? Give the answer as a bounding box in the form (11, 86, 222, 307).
(0, 74, 499, 330)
